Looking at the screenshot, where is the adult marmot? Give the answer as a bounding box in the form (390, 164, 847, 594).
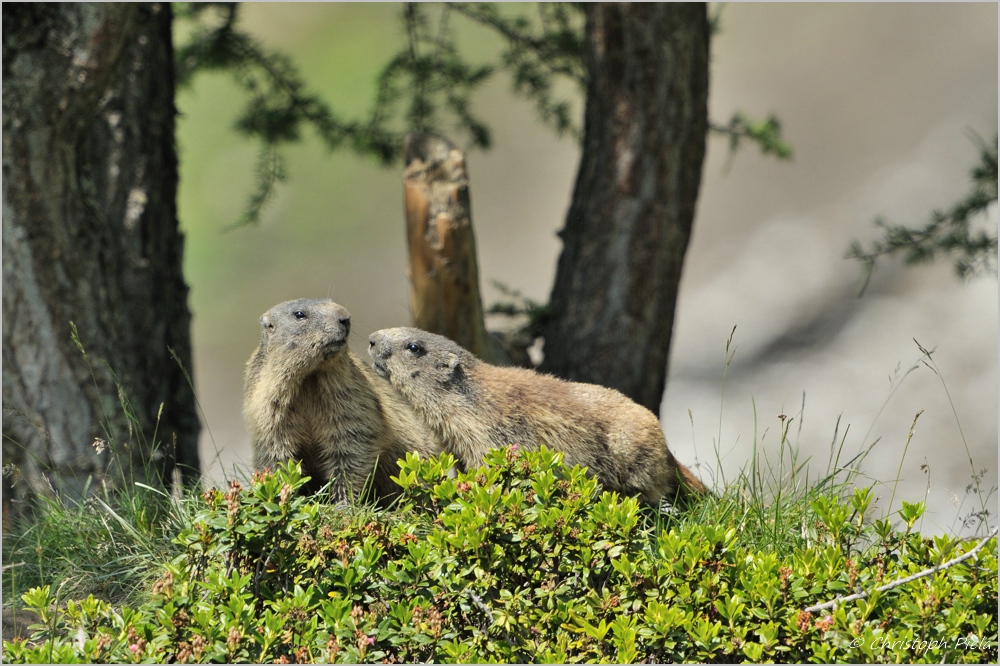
(243, 300, 442, 504)
(368, 327, 707, 504)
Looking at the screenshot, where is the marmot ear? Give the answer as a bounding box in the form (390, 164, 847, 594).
(260, 314, 272, 330)
(446, 353, 462, 374)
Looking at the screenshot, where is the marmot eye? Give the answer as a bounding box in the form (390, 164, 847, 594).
(406, 342, 425, 355)
(293, 310, 306, 320)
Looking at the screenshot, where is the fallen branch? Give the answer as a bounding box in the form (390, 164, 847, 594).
(804, 526, 998, 613)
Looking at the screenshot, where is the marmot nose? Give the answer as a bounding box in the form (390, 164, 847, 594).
(340, 316, 351, 335)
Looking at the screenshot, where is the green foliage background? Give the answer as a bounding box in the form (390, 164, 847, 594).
(175, 4, 410, 337)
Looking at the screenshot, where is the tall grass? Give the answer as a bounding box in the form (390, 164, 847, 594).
(662, 329, 996, 560)
(3, 327, 209, 613)
(2, 479, 198, 609)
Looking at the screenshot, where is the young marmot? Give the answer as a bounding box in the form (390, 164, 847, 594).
(368, 327, 707, 504)
(243, 300, 442, 504)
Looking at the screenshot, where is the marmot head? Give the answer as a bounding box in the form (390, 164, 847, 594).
(258, 299, 352, 375)
(368, 327, 477, 393)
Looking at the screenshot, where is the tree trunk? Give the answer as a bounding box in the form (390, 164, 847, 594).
(540, 3, 710, 416)
(2, 3, 199, 521)
(403, 132, 500, 363)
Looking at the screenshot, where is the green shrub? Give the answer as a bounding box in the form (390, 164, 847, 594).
(3, 449, 997, 663)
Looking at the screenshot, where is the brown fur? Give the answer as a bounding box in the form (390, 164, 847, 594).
(368, 327, 707, 504)
(243, 300, 441, 504)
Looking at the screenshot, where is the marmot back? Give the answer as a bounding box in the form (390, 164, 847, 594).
(243, 300, 441, 504)
(368, 326, 706, 504)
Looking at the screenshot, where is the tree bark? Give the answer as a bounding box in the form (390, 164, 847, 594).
(403, 133, 500, 363)
(540, 3, 710, 416)
(2, 3, 199, 520)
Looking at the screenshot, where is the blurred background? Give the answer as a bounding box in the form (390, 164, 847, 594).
(175, 3, 997, 534)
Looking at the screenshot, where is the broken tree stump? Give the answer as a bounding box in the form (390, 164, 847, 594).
(402, 133, 502, 363)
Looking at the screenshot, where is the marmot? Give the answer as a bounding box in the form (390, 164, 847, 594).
(368, 327, 707, 504)
(243, 300, 442, 504)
